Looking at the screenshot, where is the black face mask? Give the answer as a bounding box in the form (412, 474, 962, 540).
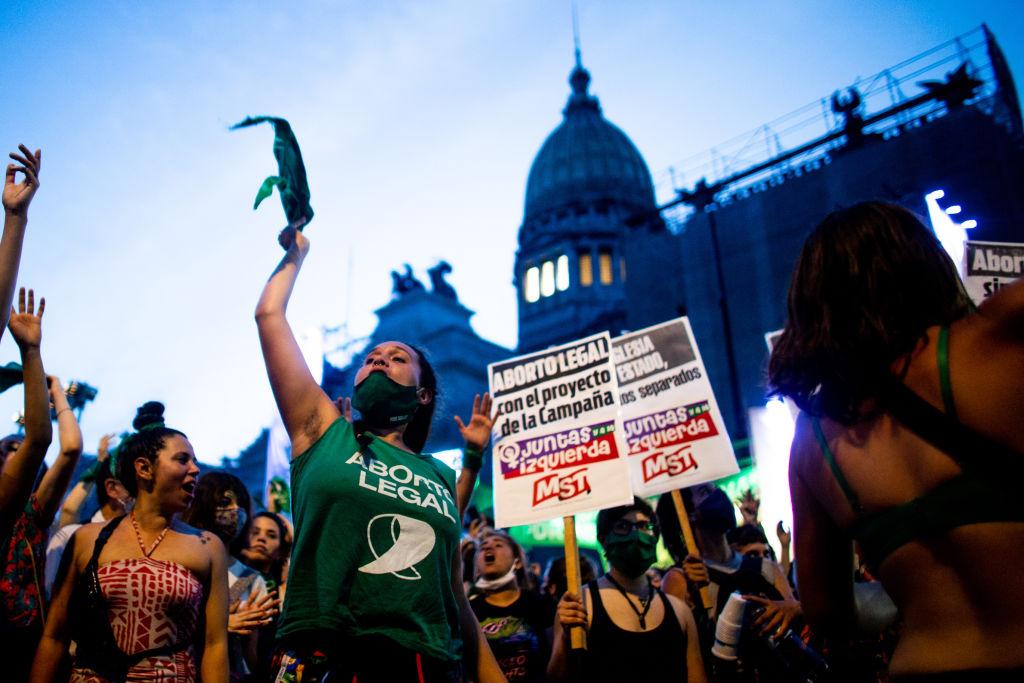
(352, 372, 421, 426)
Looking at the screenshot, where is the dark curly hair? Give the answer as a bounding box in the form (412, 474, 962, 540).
(115, 402, 187, 497)
(768, 201, 973, 423)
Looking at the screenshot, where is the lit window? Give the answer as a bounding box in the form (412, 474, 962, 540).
(541, 261, 555, 297)
(525, 267, 540, 302)
(579, 252, 593, 287)
(556, 255, 570, 291)
(599, 249, 613, 285)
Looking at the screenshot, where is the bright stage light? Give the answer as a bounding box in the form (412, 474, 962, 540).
(748, 398, 796, 557)
(925, 189, 972, 278)
(945, 205, 962, 215)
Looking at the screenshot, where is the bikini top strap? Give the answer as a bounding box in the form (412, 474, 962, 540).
(937, 325, 957, 420)
(812, 417, 865, 514)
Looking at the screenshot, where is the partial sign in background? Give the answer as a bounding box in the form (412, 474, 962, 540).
(488, 332, 633, 528)
(963, 240, 1024, 306)
(612, 318, 738, 497)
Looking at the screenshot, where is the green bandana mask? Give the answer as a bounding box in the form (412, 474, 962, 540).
(352, 372, 421, 427)
(603, 530, 658, 578)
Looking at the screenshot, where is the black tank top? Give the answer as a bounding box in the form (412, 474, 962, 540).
(580, 579, 687, 683)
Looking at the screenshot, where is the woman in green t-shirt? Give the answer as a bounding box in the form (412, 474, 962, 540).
(256, 226, 505, 682)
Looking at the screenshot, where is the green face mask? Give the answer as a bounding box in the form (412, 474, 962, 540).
(352, 371, 421, 427)
(603, 530, 658, 578)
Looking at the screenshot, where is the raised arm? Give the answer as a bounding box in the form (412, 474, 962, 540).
(255, 228, 337, 456)
(59, 433, 113, 528)
(36, 376, 84, 526)
(0, 289, 51, 535)
(453, 393, 493, 519)
(0, 145, 41, 341)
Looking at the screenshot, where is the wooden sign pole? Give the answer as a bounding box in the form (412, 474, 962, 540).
(562, 515, 587, 650)
(671, 489, 713, 611)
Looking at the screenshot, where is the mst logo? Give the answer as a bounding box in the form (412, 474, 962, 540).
(532, 467, 591, 505)
(641, 445, 697, 483)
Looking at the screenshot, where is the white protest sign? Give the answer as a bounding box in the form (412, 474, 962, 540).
(612, 318, 738, 497)
(488, 332, 634, 528)
(963, 240, 1024, 306)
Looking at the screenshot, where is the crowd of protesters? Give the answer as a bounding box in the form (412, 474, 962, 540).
(1, 141, 1022, 683)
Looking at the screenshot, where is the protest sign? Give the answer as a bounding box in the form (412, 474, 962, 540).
(612, 318, 738, 497)
(963, 240, 1024, 306)
(488, 332, 633, 528)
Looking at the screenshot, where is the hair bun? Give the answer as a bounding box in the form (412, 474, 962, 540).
(133, 401, 166, 431)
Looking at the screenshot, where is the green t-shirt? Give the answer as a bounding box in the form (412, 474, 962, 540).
(278, 418, 463, 661)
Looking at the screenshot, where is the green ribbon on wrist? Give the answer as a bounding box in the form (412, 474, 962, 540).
(462, 446, 484, 472)
(78, 460, 101, 484)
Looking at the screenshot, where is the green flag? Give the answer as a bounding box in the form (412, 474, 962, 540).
(0, 362, 22, 394)
(231, 116, 314, 229)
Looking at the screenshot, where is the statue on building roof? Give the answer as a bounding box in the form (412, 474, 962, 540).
(428, 261, 458, 301)
(390, 264, 425, 297)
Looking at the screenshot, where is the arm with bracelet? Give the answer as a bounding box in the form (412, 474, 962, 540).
(453, 393, 493, 520)
(36, 376, 84, 528)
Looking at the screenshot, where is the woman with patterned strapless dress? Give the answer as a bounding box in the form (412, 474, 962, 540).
(30, 402, 230, 683)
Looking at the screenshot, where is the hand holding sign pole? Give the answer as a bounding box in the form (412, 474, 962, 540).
(562, 515, 587, 650)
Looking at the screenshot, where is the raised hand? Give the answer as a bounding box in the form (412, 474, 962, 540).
(277, 225, 310, 259)
(736, 488, 761, 526)
(8, 288, 44, 348)
(776, 521, 791, 548)
(454, 393, 494, 452)
(3, 145, 41, 217)
(97, 433, 116, 462)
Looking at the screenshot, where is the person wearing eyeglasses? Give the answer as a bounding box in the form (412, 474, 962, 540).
(548, 497, 707, 683)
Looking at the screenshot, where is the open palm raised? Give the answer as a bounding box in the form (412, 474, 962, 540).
(454, 393, 494, 452)
(8, 288, 44, 348)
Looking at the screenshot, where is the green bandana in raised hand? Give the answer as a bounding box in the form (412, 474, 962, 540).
(231, 116, 314, 229)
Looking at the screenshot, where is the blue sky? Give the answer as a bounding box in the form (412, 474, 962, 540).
(1, 1, 1021, 464)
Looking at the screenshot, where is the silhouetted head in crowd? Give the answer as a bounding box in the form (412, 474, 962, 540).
(543, 554, 597, 599)
(769, 200, 973, 423)
(94, 453, 131, 514)
(182, 471, 253, 556)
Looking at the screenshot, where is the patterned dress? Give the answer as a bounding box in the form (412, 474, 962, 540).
(71, 558, 203, 683)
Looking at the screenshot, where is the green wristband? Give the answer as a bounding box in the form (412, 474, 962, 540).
(78, 460, 101, 484)
(462, 446, 484, 472)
